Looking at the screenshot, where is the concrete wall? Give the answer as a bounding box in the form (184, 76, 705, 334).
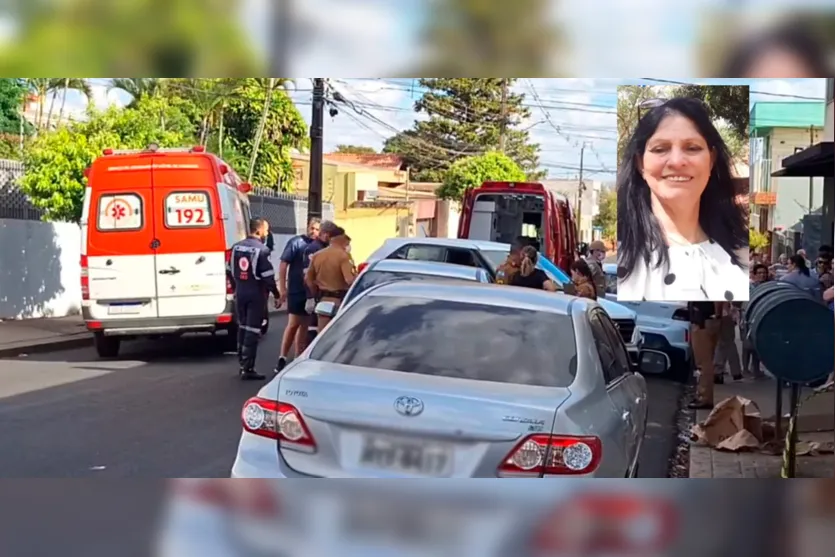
(333, 207, 403, 263)
(0, 218, 82, 320)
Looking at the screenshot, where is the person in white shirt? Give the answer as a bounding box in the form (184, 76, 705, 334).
(616, 97, 749, 302)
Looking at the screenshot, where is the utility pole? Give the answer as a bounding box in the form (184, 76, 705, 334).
(808, 125, 815, 217)
(577, 143, 587, 240)
(499, 78, 508, 152)
(248, 77, 276, 183)
(308, 78, 325, 221)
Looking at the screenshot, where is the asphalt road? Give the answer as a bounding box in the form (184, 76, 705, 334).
(0, 313, 682, 478)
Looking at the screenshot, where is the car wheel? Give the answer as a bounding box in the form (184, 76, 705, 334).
(93, 333, 120, 358)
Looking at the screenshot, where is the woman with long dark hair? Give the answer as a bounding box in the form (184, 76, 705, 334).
(616, 97, 749, 302)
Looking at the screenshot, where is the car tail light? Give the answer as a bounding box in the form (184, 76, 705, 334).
(672, 308, 689, 321)
(532, 493, 679, 556)
(357, 262, 368, 274)
(242, 398, 316, 451)
(80, 255, 89, 300)
(499, 434, 601, 476)
(225, 249, 234, 294)
(170, 479, 280, 518)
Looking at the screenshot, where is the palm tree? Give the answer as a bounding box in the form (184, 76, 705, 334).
(108, 78, 166, 107)
(50, 78, 93, 127)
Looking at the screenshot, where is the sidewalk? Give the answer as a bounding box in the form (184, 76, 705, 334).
(689, 374, 834, 478)
(0, 315, 91, 357)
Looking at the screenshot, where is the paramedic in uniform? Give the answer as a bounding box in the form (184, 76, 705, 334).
(227, 218, 280, 380)
(305, 227, 356, 334)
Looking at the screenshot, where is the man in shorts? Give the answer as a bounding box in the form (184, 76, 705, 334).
(276, 218, 320, 372)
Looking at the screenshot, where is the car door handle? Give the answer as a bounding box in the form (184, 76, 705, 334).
(196, 256, 205, 264)
(159, 268, 181, 275)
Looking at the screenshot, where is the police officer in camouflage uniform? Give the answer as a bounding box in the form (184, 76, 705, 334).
(227, 218, 280, 380)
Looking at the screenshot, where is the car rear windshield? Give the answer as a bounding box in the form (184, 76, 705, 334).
(310, 296, 577, 387)
(344, 271, 474, 305)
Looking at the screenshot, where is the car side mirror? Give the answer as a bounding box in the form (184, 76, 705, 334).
(637, 349, 670, 374)
(315, 301, 337, 318)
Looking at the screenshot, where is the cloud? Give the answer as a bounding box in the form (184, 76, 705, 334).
(55, 79, 130, 122)
(284, 0, 410, 76)
(749, 78, 827, 102)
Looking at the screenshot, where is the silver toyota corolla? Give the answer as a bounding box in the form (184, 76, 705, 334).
(232, 282, 651, 478)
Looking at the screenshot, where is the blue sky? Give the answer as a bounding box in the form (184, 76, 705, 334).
(57, 77, 826, 183)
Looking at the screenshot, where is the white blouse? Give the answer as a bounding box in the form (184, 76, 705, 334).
(617, 241, 749, 302)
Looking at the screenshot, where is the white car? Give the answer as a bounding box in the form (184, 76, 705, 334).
(603, 263, 693, 382)
(359, 237, 645, 367)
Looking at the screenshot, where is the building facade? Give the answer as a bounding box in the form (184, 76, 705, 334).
(541, 179, 601, 243)
(750, 100, 827, 257)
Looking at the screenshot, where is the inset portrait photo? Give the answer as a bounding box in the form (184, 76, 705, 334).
(615, 85, 750, 302)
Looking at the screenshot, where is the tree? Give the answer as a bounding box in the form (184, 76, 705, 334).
(383, 78, 543, 182)
(0, 78, 32, 135)
(415, 0, 562, 76)
(220, 79, 308, 190)
(335, 144, 377, 154)
(593, 187, 617, 241)
(20, 96, 195, 222)
(616, 84, 667, 168)
(672, 84, 749, 143)
(0, 0, 258, 77)
(437, 151, 526, 202)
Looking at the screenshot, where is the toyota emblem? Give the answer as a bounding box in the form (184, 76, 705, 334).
(394, 396, 424, 417)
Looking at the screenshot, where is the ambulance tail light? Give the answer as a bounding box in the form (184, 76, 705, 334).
(225, 250, 234, 294)
(80, 255, 89, 300)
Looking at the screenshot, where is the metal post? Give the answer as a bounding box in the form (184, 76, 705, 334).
(785, 384, 801, 478)
(774, 379, 783, 444)
(499, 78, 508, 153)
(577, 144, 585, 241)
(308, 78, 325, 221)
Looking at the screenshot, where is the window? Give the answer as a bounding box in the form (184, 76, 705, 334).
(97, 193, 143, 231)
(588, 312, 620, 384)
(605, 272, 618, 295)
(395, 245, 447, 262)
(164, 191, 213, 228)
(344, 271, 475, 306)
(446, 248, 477, 267)
(480, 249, 508, 270)
(597, 312, 632, 378)
(311, 297, 578, 388)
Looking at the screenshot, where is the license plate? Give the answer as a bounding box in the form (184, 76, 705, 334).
(359, 434, 452, 476)
(341, 500, 462, 548)
(107, 304, 141, 315)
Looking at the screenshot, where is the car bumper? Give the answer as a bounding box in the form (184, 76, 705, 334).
(82, 300, 235, 336)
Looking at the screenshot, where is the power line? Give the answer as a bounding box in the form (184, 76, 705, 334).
(639, 78, 826, 101)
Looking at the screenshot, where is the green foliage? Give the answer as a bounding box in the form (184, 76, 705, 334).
(750, 228, 769, 251)
(221, 79, 308, 190)
(593, 187, 617, 241)
(20, 96, 195, 222)
(335, 144, 377, 154)
(616, 85, 668, 168)
(437, 151, 526, 201)
(0, 0, 259, 76)
(416, 0, 561, 76)
(383, 78, 542, 182)
(0, 79, 32, 135)
(672, 84, 749, 143)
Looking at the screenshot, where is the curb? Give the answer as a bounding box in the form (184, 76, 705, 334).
(0, 333, 94, 358)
